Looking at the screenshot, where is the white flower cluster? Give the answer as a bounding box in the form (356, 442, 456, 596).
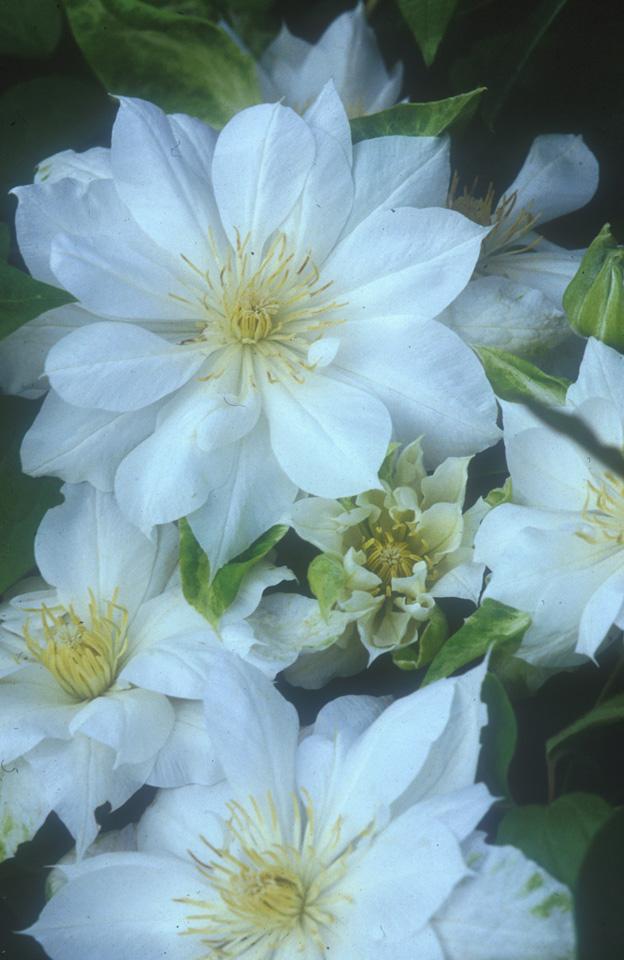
(0, 4, 609, 958)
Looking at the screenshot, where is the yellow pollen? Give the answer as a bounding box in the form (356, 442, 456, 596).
(362, 526, 426, 595)
(576, 471, 624, 546)
(229, 289, 279, 344)
(23, 589, 129, 701)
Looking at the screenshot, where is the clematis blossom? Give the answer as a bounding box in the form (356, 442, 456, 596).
(0, 484, 286, 854)
(255, 2, 403, 117)
(6, 86, 499, 571)
(442, 134, 599, 356)
(27, 656, 575, 959)
(476, 337, 624, 672)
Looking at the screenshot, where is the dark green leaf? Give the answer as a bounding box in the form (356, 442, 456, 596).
(180, 519, 288, 626)
(350, 88, 485, 142)
(63, 0, 260, 126)
(478, 671, 517, 799)
(547, 692, 624, 765)
(576, 808, 624, 959)
(475, 346, 569, 407)
(308, 553, 347, 620)
(423, 598, 531, 685)
(0, 255, 74, 341)
(396, 0, 459, 66)
(0, 397, 62, 595)
(0, 224, 9, 262)
(391, 604, 448, 671)
(0, 0, 63, 59)
(497, 792, 613, 890)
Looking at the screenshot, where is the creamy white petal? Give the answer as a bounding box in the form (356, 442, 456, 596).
(0, 665, 75, 761)
(504, 425, 592, 511)
(221, 560, 295, 625)
(302, 80, 353, 164)
(21, 390, 159, 490)
(212, 101, 316, 249)
(69, 687, 174, 767)
(0, 757, 49, 861)
(147, 700, 222, 788)
(502, 133, 598, 225)
(35, 146, 111, 185)
(568, 337, 624, 417)
(137, 781, 231, 860)
(46, 321, 205, 412)
(486, 243, 582, 306)
(578, 566, 624, 657)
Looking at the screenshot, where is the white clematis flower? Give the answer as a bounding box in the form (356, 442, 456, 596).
(256, 2, 403, 117)
(27, 656, 574, 959)
(286, 439, 488, 665)
(0, 483, 284, 855)
(442, 134, 599, 356)
(476, 337, 624, 671)
(7, 87, 499, 571)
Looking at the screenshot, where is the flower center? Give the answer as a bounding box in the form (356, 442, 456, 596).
(447, 173, 540, 270)
(362, 524, 428, 595)
(577, 470, 624, 546)
(177, 792, 356, 957)
(23, 589, 129, 701)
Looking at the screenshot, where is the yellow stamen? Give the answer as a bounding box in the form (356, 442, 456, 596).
(362, 524, 430, 596)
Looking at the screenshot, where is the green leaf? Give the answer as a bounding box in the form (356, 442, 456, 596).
(63, 0, 261, 127)
(0, 397, 62, 595)
(0, 252, 75, 341)
(563, 224, 624, 351)
(547, 692, 624, 765)
(423, 599, 531, 686)
(475, 346, 569, 407)
(350, 87, 485, 142)
(0, 76, 113, 222)
(391, 604, 448, 671)
(396, 0, 459, 66)
(497, 793, 613, 890)
(0, 0, 63, 59)
(576, 807, 624, 959)
(0, 224, 10, 262)
(180, 519, 288, 626)
(308, 553, 347, 620)
(478, 672, 517, 799)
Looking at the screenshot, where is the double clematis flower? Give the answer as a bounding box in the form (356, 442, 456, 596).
(4, 84, 499, 572)
(442, 134, 599, 356)
(0, 484, 286, 854)
(27, 656, 574, 959)
(476, 337, 624, 673)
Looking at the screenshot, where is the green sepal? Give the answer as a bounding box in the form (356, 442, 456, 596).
(475, 346, 569, 407)
(307, 553, 347, 620)
(63, 0, 261, 127)
(497, 793, 613, 891)
(391, 603, 448, 671)
(350, 87, 485, 142)
(485, 476, 513, 508)
(422, 598, 531, 686)
(563, 223, 624, 351)
(179, 518, 288, 627)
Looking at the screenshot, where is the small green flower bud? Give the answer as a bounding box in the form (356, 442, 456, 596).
(563, 223, 624, 350)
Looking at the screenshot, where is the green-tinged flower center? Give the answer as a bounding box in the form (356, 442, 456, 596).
(362, 522, 432, 596)
(447, 173, 540, 269)
(577, 471, 624, 546)
(23, 589, 129, 701)
(176, 791, 359, 957)
(175, 231, 346, 385)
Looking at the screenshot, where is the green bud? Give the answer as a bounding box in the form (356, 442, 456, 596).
(563, 223, 624, 350)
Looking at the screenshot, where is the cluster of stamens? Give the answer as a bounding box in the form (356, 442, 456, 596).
(362, 519, 433, 597)
(177, 791, 358, 957)
(577, 470, 624, 546)
(23, 589, 129, 701)
(172, 231, 346, 386)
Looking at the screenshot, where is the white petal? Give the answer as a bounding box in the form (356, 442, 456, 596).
(203, 654, 299, 833)
(568, 337, 624, 417)
(502, 133, 598, 225)
(333, 317, 500, 464)
(35, 146, 111, 185)
(0, 666, 75, 760)
(35, 483, 177, 615)
(21, 390, 159, 490)
(578, 566, 624, 657)
(50, 231, 197, 321)
(28, 853, 207, 959)
(46, 321, 204, 411)
(325, 207, 487, 322)
(0, 304, 96, 399)
(344, 135, 450, 235)
(440, 274, 568, 355)
(312, 693, 392, 745)
(433, 835, 575, 959)
(212, 102, 315, 249)
(0, 757, 50, 861)
(69, 687, 174, 767)
(283, 633, 367, 689)
(111, 97, 222, 269)
(263, 372, 390, 496)
(138, 780, 232, 859)
(504, 424, 591, 511)
(248, 592, 353, 668)
(487, 243, 582, 306)
(221, 559, 295, 625)
(186, 418, 298, 573)
(302, 81, 353, 164)
(147, 700, 222, 788)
